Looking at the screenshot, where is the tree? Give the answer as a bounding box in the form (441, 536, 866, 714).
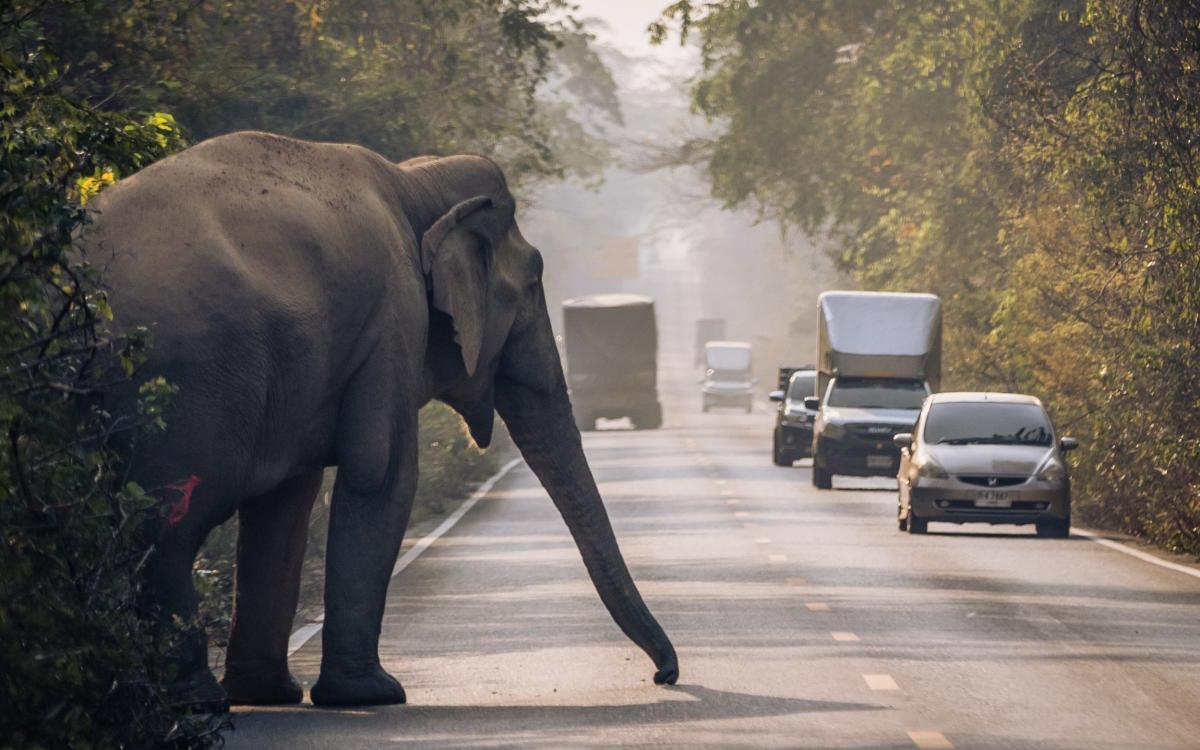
(1, 3, 221, 746)
(655, 0, 1200, 553)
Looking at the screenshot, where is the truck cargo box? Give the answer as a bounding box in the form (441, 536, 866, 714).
(817, 291, 942, 396)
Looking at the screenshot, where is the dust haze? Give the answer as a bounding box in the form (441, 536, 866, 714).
(521, 34, 848, 383)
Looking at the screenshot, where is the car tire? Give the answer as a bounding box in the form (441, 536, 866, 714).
(1035, 518, 1070, 538)
(812, 464, 832, 490)
(772, 436, 793, 467)
(633, 402, 663, 430)
(907, 510, 928, 534)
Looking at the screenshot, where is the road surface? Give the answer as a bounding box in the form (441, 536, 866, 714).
(226, 352, 1200, 749)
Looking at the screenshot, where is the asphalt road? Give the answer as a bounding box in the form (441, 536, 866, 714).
(226, 353, 1200, 749)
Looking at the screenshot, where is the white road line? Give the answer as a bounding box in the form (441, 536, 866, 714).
(831, 631, 860, 642)
(805, 602, 830, 611)
(863, 673, 899, 691)
(907, 730, 953, 749)
(1075, 529, 1200, 580)
(287, 457, 524, 657)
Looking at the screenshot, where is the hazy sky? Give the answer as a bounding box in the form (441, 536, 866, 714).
(573, 0, 693, 65)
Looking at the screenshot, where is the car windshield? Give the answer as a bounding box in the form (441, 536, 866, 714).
(826, 378, 926, 410)
(787, 373, 816, 400)
(924, 402, 1053, 446)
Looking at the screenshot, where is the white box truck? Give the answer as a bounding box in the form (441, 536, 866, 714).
(808, 291, 942, 488)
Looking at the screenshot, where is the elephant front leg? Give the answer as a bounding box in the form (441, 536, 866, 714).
(310, 415, 416, 707)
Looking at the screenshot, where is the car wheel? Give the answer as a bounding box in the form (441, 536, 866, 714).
(907, 511, 928, 534)
(633, 403, 662, 430)
(773, 439, 793, 467)
(1035, 518, 1070, 538)
(812, 464, 832, 490)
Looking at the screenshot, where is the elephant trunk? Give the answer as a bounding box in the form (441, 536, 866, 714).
(495, 374, 678, 685)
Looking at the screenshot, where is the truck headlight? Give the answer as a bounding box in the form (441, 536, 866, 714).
(822, 422, 846, 440)
(916, 457, 949, 479)
(1037, 456, 1066, 482)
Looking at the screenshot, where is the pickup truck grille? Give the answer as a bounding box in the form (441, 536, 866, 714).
(847, 424, 905, 437)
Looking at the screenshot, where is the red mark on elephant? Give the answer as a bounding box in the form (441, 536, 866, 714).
(165, 475, 201, 526)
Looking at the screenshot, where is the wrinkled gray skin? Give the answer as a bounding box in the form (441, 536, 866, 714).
(82, 131, 678, 710)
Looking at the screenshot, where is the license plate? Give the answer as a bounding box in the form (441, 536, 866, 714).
(866, 455, 892, 469)
(975, 491, 1012, 508)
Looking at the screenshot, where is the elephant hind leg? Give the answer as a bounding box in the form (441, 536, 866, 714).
(222, 470, 322, 705)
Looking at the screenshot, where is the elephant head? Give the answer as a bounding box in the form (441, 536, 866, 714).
(397, 155, 679, 686)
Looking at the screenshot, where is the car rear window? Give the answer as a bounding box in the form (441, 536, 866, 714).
(924, 402, 1053, 446)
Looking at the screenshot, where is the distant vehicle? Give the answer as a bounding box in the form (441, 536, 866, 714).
(701, 341, 755, 413)
(769, 368, 817, 466)
(694, 317, 726, 366)
(809, 291, 942, 489)
(563, 294, 662, 431)
(894, 392, 1078, 537)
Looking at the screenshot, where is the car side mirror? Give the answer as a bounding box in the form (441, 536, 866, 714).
(1059, 436, 1079, 452)
(803, 396, 820, 411)
(769, 390, 784, 402)
(893, 433, 913, 448)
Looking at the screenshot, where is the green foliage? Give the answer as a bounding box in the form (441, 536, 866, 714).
(34, 0, 620, 186)
(659, 0, 1200, 554)
(1, 3, 221, 747)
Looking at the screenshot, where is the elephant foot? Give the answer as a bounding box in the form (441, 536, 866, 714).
(222, 664, 304, 706)
(310, 665, 406, 707)
(170, 668, 231, 714)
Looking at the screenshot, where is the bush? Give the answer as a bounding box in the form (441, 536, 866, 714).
(0, 5, 222, 748)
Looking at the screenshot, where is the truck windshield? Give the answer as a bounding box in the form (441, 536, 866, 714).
(787, 373, 816, 400)
(826, 378, 926, 409)
(924, 402, 1053, 446)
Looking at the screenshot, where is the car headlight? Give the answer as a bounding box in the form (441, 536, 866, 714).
(915, 456, 949, 479)
(784, 410, 809, 424)
(1037, 456, 1067, 482)
(822, 422, 846, 440)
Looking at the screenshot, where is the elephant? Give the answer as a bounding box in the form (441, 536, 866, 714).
(80, 131, 678, 711)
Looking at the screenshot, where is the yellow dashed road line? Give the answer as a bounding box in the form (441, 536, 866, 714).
(907, 731, 953, 749)
(863, 674, 899, 691)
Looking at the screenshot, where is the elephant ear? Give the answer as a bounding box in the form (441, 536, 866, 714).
(421, 195, 498, 377)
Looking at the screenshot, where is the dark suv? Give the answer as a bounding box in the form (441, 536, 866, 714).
(770, 369, 818, 466)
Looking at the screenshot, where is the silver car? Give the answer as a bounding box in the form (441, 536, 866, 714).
(895, 392, 1078, 537)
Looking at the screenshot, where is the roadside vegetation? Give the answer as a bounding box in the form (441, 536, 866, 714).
(653, 1, 1200, 555)
(2, 1, 614, 746)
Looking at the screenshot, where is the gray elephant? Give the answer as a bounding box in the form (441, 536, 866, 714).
(81, 131, 677, 710)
